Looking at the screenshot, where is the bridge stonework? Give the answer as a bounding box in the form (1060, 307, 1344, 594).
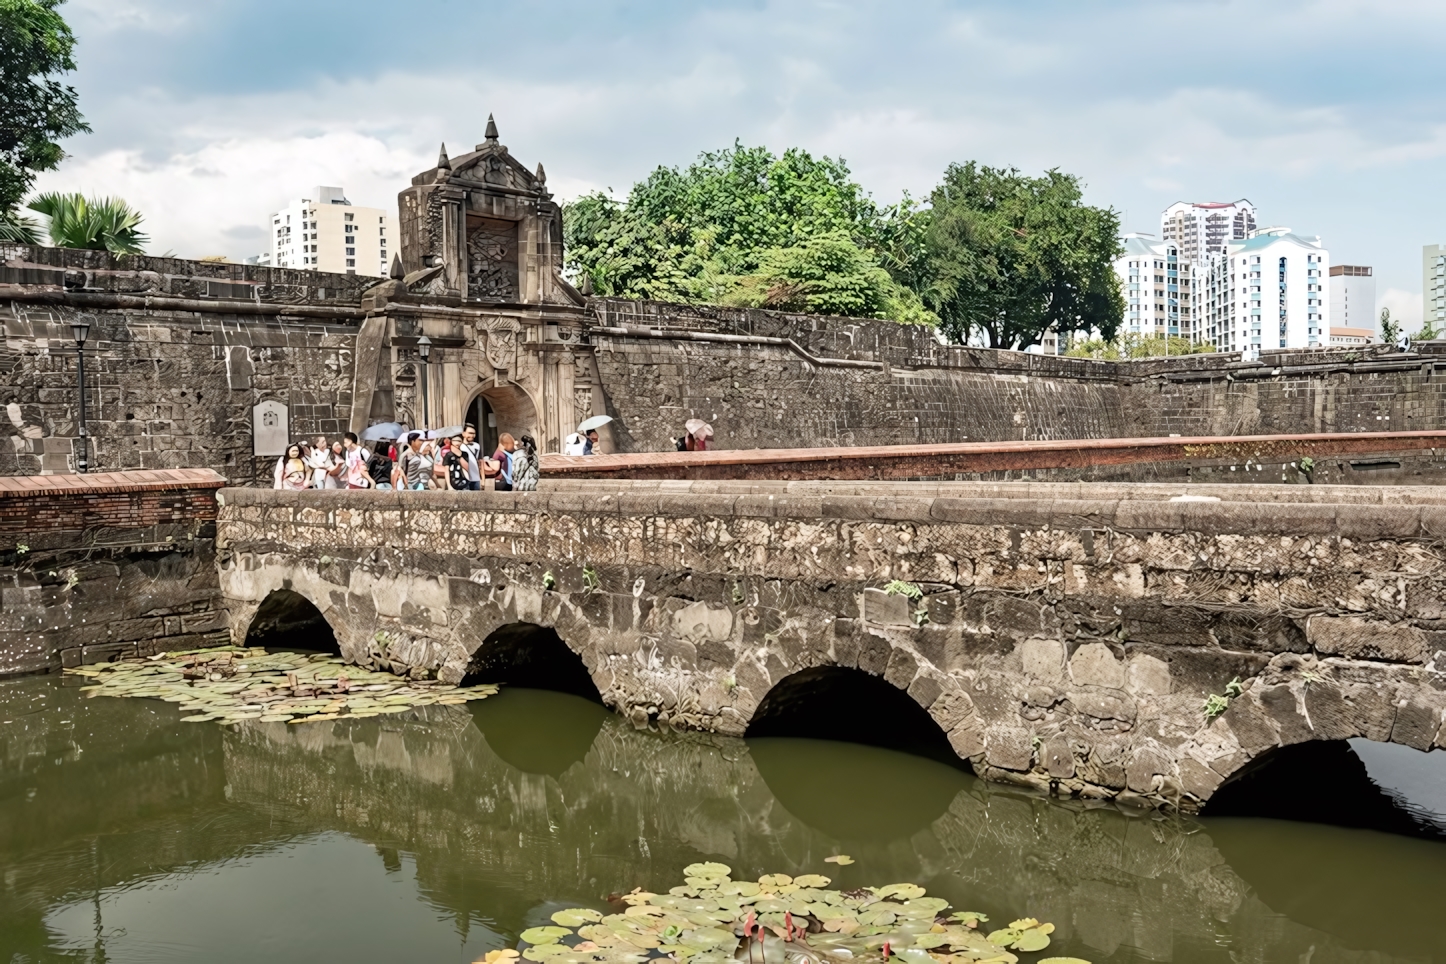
(216, 482, 1446, 812)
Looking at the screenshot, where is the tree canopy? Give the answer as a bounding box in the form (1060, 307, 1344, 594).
(563, 143, 932, 323)
(0, 0, 88, 229)
(924, 162, 1123, 349)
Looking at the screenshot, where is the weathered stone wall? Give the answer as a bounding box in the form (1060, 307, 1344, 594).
(215, 484, 1446, 811)
(9, 247, 1446, 479)
(0, 469, 228, 675)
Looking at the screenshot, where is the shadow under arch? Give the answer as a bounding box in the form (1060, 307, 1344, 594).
(745, 666, 965, 767)
(462, 622, 606, 777)
(1203, 738, 1445, 838)
(464, 383, 540, 457)
(744, 666, 972, 842)
(243, 588, 339, 654)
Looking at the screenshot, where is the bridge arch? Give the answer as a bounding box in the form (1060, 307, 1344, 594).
(461, 621, 602, 702)
(243, 587, 340, 654)
(745, 665, 968, 769)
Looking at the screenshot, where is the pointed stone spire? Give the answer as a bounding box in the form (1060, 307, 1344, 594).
(390, 254, 405, 280)
(436, 142, 451, 170)
(535, 161, 546, 185)
(484, 114, 499, 143)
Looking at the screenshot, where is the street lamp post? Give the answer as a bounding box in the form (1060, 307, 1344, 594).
(72, 321, 90, 473)
(417, 335, 432, 431)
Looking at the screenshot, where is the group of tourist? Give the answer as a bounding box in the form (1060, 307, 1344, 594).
(272, 426, 539, 492)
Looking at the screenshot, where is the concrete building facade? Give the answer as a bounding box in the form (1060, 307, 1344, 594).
(1424, 244, 1446, 331)
(1200, 228, 1329, 358)
(1329, 264, 1375, 342)
(268, 186, 395, 277)
(1161, 200, 1257, 264)
(1114, 234, 1194, 339)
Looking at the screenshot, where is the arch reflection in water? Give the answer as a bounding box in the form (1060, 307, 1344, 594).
(747, 737, 971, 843)
(462, 622, 601, 702)
(746, 666, 965, 768)
(244, 587, 339, 654)
(470, 688, 608, 777)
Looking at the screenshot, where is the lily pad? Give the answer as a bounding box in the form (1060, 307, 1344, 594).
(757, 873, 792, 888)
(792, 874, 831, 888)
(824, 855, 855, 865)
(683, 862, 731, 879)
(986, 919, 1053, 953)
(876, 884, 926, 900)
(521, 926, 573, 945)
(523, 946, 572, 962)
(553, 908, 604, 927)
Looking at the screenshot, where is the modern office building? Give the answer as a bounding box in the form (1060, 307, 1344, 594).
(1425, 244, 1446, 330)
(1114, 234, 1194, 339)
(1328, 265, 1375, 341)
(267, 186, 394, 276)
(1161, 200, 1258, 264)
(1199, 227, 1329, 359)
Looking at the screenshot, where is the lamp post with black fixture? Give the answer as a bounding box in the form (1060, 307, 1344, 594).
(71, 320, 90, 473)
(417, 335, 432, 431)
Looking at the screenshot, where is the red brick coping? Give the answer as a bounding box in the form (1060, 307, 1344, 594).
(538, 430, 1446, 481)
(0, 468, 228, 498)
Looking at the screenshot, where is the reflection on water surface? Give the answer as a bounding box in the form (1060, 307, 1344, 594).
(2, 677, 1445, 964)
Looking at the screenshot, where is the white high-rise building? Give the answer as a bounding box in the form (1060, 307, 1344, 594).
(1199, 227, 1329, 358)
(266, 186, 395, 276)
(1161, 200, 1257, 264)
(1328, 265, 1375, 343)
(1114, 234, 1193, 338)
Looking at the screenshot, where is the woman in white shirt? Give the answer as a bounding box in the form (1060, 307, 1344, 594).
(306, 436, 333, 489)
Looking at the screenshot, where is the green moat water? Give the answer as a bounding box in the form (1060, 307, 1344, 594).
(3, 675, 1446, 964)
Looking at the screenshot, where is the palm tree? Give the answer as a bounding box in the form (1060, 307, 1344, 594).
(27, 192, 148, 254)
(0, 209, 40, 243)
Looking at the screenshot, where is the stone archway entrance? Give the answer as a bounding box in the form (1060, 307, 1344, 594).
(465, 384, 539, 457)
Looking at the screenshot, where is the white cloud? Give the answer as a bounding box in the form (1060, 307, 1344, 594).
(1381, 287, 1423, 330)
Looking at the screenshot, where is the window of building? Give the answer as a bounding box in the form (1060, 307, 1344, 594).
(346, 247, 356, 256)
(346, 258, 356, 267)
(345, 213, 354, 222)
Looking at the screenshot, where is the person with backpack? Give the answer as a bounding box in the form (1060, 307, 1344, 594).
(342, 432, 372, 489)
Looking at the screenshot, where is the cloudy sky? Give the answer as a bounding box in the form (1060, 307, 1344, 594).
(35, 0, 1446, 324)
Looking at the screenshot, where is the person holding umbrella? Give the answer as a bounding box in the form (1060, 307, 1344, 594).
(678, 419, 713, 451)
(575, 415, 612, 455)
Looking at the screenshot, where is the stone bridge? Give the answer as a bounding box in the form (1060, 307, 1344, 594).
(216, 480, 1446, 812)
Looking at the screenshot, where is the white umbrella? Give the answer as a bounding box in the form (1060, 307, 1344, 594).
(361, 422, 403, 441)
(685, 419, 713, 439)
(424, 425, 465, 440)
(577, 414, 613, 433)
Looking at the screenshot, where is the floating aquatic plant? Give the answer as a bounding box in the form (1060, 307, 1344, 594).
(63, 646, 495, 725)
(485, 862, 1080, 964)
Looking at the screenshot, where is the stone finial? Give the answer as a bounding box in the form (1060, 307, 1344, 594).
(389, 254, 405, 280)
(535, 162, 547, 185)
(484, 114, 499, 143)
(437, 143, 451, 170)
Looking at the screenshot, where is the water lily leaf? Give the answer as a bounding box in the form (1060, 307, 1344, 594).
(898, 898, 949, 918)
(949, 913, 988, 926)
(523, 945, 572, 962)
(624, 905, 666, 918)
(824, 855, 855, 865)
(1014, 931, 1051, 953)
(680, 927, 735, 950)
(913, 934, 950, 949)
(521, 926, 573, 945)
(792, 874, 830, 888)
(719, 881, 760, 897)
(875, 884, 926, 900)
(684, 862, 732, 879)
(1036, 959, 1091, 964)
(553, 909, 605, 927)
(757, 874, 792, 889)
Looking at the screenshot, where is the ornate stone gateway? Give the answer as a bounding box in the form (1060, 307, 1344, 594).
(350, 116, 595, 451)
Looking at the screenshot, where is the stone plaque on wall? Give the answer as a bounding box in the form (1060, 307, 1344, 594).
(253, 399, 289, 457)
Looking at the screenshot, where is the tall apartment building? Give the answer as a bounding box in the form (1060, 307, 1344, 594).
(1114, 234, 1194, 338)
(1199, 227, 1329, 359)
(1161, 200, 1257, 263)
(1328, 265, 1375, 343)
(1425, 244, 1446, 330)
(267, 186, 395, 276)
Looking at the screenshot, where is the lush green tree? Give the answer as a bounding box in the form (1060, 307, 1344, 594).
(924, 162, 1123, 349)
(563, 143, 932, 323)
(1065, 333, 1215, 359)
(28, 192, 148, 253)
(0, 0, 88, 219)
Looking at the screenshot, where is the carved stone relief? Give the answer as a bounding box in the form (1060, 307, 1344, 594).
(466, 217, 519, 301)
(481, 316, 519, 374)
(574, 387, 593, 421)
